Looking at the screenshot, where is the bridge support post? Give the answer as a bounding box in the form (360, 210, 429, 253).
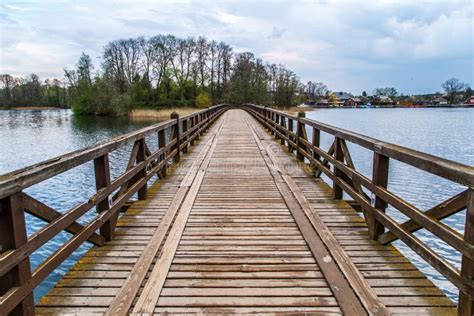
(312, 127, 321, 177)
(190, 117, 195, 146)
(94, 154, 116, 240)
(296, 112, 307, 162)
(171, 112, 180, 163)
(194, 114, 200, 141)
(199, 113, 204, 136)
(182, 118, 188, 154)
(275, 114, 280, 141)
(288, 118, 294, 153)
(333, 137, 344, 199)
(270, 112, 275, 136)
(158, 129, 167, 178)
(0, 193, 35, 316)
(280, 115, 286, 145)
(459, 188, 473, 315)
(137, 138, 147, 200)
(370, 152, 389, 240)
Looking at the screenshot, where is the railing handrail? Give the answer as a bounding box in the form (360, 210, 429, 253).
(244, 104, 474, 187)
(0, 104, 228, 199)
(0, 104, 229, 315)
(242, 103, 473, 313)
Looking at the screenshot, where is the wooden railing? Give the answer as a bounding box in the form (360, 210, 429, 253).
(0, 104, 228, 315)
(242, 103, 474, 315)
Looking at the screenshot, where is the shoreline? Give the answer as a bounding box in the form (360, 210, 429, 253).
(2, 106, 64, 111)
(129, 107, 202, 120)
(300, 104, 474, 109)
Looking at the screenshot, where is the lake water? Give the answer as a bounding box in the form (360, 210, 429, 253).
(0, 107, 473, 302)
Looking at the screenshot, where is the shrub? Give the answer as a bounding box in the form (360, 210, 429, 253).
(196, 92, 211, 108)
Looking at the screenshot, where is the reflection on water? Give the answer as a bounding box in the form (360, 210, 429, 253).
(0, 107, 473, 301)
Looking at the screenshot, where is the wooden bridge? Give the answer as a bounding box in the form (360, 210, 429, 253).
(0, 105, 473, 315)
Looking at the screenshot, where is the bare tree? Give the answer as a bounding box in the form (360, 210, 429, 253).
(314, 82, 328, 98)
(442, 78, 469, 103)
(103, 38, 143, 92)
(170, 37, 195, 102)
(195, 37, 209, 89)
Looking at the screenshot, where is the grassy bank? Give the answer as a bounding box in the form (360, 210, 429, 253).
(280, 106, 313, 113)
(130, 107, 202, 120)
(1, 106, 61, 110)
(130, 105, 313, 121)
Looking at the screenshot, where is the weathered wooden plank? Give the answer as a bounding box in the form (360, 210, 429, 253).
(132, 117, 225, 314)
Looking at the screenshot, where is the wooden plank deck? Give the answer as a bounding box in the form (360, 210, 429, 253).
(37, 109, 456, 315)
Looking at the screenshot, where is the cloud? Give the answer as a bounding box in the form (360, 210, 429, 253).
(0, 0, 472, 94)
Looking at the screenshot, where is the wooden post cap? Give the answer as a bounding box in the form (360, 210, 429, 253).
(298, 111, 306, 118)
(171, 112, 179, 119)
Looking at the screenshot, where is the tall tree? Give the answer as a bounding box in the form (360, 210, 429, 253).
(442, 78, 469, 103)
(170, 38, 195, 102)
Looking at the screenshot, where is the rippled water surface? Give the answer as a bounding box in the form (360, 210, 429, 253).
(0, 107, 473, 301)
(0, 109, 157, 300)
(305, 107, 473, 300)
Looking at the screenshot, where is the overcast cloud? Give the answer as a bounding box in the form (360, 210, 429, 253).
(0, 0, 472, 94)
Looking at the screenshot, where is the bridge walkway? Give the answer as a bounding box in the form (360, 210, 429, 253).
(37, 109, 456, 315)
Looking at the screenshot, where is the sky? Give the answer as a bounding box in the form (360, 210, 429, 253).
(0, 0, 473, 95)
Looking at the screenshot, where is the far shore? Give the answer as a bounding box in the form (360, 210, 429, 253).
(129, 107, 203, 120)
(1, 103, 472, 117)
(3, 106, 62, 111)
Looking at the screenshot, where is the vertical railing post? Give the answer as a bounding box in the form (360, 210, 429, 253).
(195, 114, 200, 140)
(333, 137, 344, 200)
(199, 113, 204, 136)
(312, 127, 321, 177)
(296, 111, 306, 161)
(271, 112, 275, 136)
(137, 138, 147, 200)
(0, 193, 35, 315)
(171, 112, 180, 163)
(94, 154, 115, 240)
(459, 188, 473, 315)
(370, 152, 389, 240)
(287, 118, 294, 153)
(158, 129, 167, 178)
(203, 110, 208, 132)
(280, 115, 286, 145)
(275, 113, 280, 140)
(182, 118, 188, 153)
(190, 116, 195, 146)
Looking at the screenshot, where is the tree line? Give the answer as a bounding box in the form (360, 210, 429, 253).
(0, 34, 302, 115)
(0, 74, 68, 108)
(1, 33, 471, 113)
(61, 34, 301, 115)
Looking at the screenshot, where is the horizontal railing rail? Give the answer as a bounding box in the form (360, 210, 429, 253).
(0, 104, 229, 315)
(242, 103, 474, 315)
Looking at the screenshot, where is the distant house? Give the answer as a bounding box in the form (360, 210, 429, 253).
(334, 92, 353, 101)
(374, 95, 393, 105)
(329, 92, 353, 106)
(343, 97, 362, 107)
(315, 98, 329, 107)
(432, 97, 448, 105)
(463, 96, 474, 105)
